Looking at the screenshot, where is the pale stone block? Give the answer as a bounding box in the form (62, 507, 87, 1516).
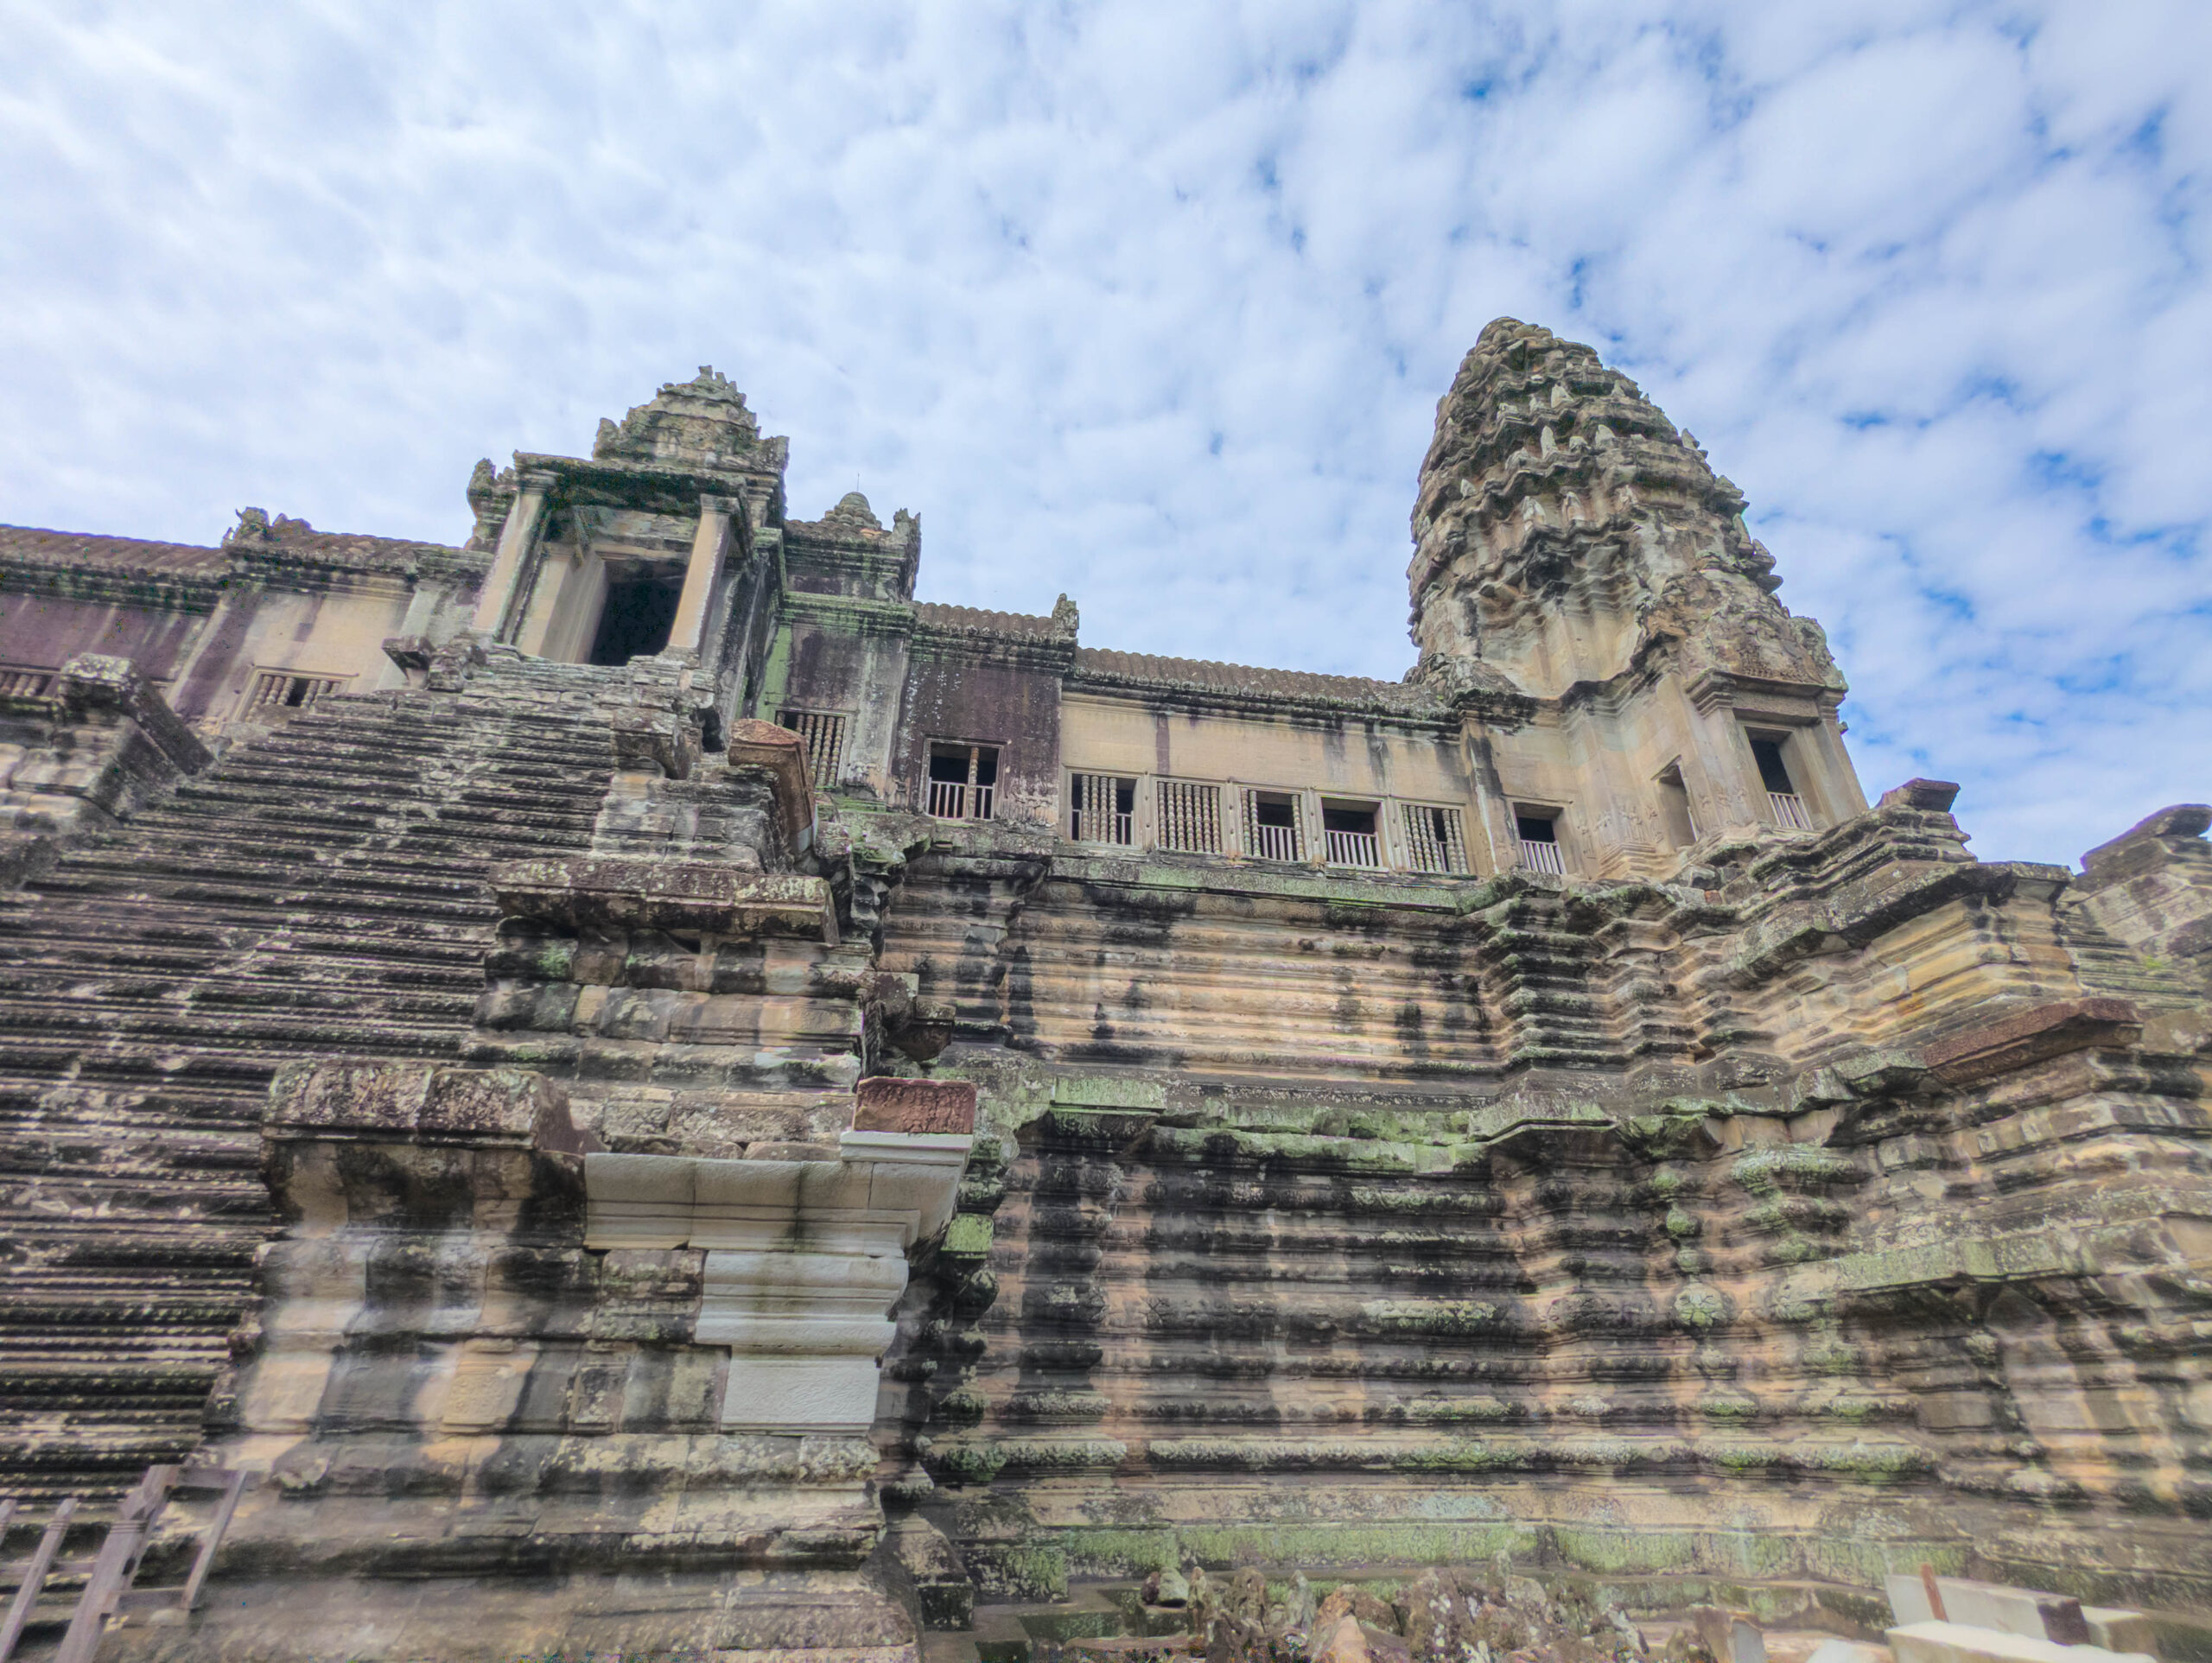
(794, 1160, 875, 1216)
(1889, 1621, 2156, 1663)
(838, 1130, 975, 1165)
(582, 1153, 696, 1249)
(721, 1355, 883, 1432)
(2083, 1610, 2158, 1657)
(1936, 1579, 2089, 1646)
(1808, 1642, 1888, 1663)
(1889, 1576, 1936, 1627)
(693, 1157, 803, 1214)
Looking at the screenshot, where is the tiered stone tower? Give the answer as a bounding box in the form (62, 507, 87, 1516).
(0, 335, 2203, 1663)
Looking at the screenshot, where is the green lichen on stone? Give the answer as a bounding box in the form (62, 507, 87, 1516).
(934, 1387, 988, 1427)
(941, 1213, 994, 1258)
(1006, 1390, 1111, 1421)
(1392, 1438, 1528, 1473)
(926, 1441, 1007, 1485)
(1174, 1521, 1535, 1571)
(968, 1544, 1069, 1602)
(1800, 1440, 1932, 1480)
(1732, 1146, 1859, 1193)
(1663, 1205, 1701, 1240)
(1703, 1441, 1786, 1471)
(1348, 1186, 1489, 1215)
(1674, 1284, 1729, 1331)
(1060, 1527, 1179, 1575)
(1801, 1338, 1864, 1375)
(1818, 1393, 1904, 1423)
(1361, 1298, 1501, 1336)
(1696, 1393, 1760, 1422)
(993, 1438, 1128, 1470)
(1552, 1527, 1699, 1575)
(1402, 1395, 1515, 1423)
(1766, 1292, 1822, 1324)
(1052, 1075, 1169, 1110)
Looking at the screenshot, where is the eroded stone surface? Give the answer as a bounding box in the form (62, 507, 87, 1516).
(0, 327, 2201, 1661)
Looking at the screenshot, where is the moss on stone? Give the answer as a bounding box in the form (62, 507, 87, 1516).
(1732, 1146, 1859, 1193)
(1674, 1284, 1729, 1331)
(927, 1442, 1007, 1485)
(1174, 1521, 1535, 1570)
(941, 1213, 994, 1258)
(1060, 1527, 1180, 1575)
(1402, 1395, 1516, 1423)
(1361, 1298, 1502, 1336)
(968, 1544, 1069, 1602)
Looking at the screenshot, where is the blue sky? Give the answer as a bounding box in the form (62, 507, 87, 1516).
(2, 2, 2206, 863)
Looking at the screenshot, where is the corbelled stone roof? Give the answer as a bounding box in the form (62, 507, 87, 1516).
(222, 510, 465, 573)
(1074, 646, 1439, 714)
(914, 601, 1063, 638)
(0, 524, 227, 577)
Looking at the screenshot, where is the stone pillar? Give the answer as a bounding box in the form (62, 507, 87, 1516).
(667, 494, 734, 657)
(467, 471, 555, 640)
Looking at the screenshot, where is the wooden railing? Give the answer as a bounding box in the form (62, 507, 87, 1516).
(1516, 839, 1565, 874)
(1325, 828, 1382, 867)
(1769, 791, 1813, 831)
(0, 1463, 247, 1663)
(926, 778, 994, 822)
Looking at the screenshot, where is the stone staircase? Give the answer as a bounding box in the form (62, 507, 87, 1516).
(0, 675, 618, 1501)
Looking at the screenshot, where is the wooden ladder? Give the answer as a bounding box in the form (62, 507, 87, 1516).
(0, 1464, 248, 1663)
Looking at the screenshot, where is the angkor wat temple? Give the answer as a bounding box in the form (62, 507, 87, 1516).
(0, 321, 2205, 1661)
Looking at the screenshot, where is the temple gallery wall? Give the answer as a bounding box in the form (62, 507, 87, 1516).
(0, 321, 2204, 1663)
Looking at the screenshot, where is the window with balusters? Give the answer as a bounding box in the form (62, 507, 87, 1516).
(1068, 773, 1136, 845)
(1058, 772, 1505, 876)
(1320, 800, 1383, 867)
(1243, 789, 1302, 861)
(779, 708, 848, 789)
(1401, 803, 1470, 874)
(241, 669, 350, 717)
(1155, 779, 1224, 854)
(925, 741, 998, 822)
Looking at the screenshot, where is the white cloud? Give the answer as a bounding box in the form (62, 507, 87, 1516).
(0, 0, 2204, 863)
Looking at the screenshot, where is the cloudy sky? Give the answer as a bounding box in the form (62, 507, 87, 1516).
(2, 2, 2205, 862)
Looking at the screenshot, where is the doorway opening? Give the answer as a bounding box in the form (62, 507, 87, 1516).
(588, 571, 683, 665)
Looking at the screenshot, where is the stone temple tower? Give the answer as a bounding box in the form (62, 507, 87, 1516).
(1408, 319, 1863, 876)
(0, 325, 2206, 1660)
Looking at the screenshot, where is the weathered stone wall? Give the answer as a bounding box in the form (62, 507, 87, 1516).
(0, 334, 2202, 1662)
(868, 784, 2212, 1625)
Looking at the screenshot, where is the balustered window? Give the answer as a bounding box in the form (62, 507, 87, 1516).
(243, 669, 350, 715)
(1402, 803, 1470, 874)
(1243, 790, 1303, 862)
(1321, 800, 1383, 868)
(779, 708, 848, 788)
(1157, 778, 1224, 854)
(926, 742, 998, 822)
(1747, 733, 1814, 831)
(1069, 773, 1136, 845)
(1514, 809, 1566, 874)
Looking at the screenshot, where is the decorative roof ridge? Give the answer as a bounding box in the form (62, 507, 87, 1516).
(913, 600, 1063, 639)
(0, 523, 228, 575)
(1072, 644, 1440, 711)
